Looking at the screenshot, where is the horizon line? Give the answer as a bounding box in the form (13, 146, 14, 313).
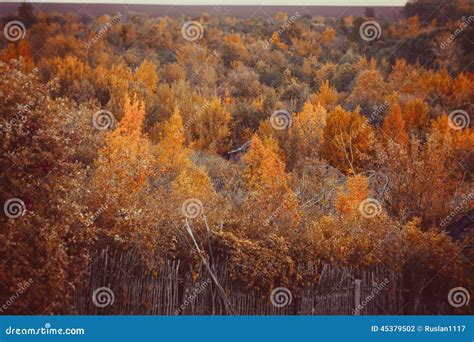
(0, 1, 408, 6)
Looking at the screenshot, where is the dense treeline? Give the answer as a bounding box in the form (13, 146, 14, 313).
(0, 1, 472, 314)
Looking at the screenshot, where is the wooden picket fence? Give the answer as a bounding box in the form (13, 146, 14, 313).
(73, 248, 404, 315)
(73, 247, 180, 315)
(299, 264, 403, 315)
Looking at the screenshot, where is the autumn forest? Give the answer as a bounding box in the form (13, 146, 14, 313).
(0, 1, 473, 315)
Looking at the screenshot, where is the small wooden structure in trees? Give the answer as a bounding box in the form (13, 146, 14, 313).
(227, 140, 251, 161)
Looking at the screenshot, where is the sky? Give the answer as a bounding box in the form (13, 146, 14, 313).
(2, 0, 408, 5)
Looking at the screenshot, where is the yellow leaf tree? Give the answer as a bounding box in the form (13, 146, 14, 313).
(382, 95, 409, 147)
(243, 135, 301, 234)
(402, 98, 429, 134)
(191, 98, 231, 155)
(53, 54, 92, 93)
(134, 59, 158, 94)
(93, 94, 152, 199)
(157, 106, 215, 200)
(107, 61, 132, 117)
(347, 62, 388, 112)
(335, 174, 369, 218)
(320, 27, 336, 45)
(289, 101, 327, 166)
(310, 80, 338, 110)
(157, 106, 190, 173)
(322, 106, 374, 173)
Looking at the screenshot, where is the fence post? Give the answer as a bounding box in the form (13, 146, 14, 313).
(354, 279, 361, 315)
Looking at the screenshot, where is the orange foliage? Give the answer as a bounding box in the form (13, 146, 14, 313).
(382, 95, 409, 147)
(157, 106, 189, 173)
(244, 136, 301, 231)
(335, 174, 370, 217)
(310, 80, 338, 110)
(2, 5, 473, 314)
(289, 101, 327, 165)
(1, 41, 34, 71)
(93, 95, 152, 197)
(322, 106, 374, 173)
(320, 27, 336, 45)
(402, 98, 429, 133)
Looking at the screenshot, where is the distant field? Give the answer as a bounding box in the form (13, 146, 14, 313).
(0, 3, 403, 20)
